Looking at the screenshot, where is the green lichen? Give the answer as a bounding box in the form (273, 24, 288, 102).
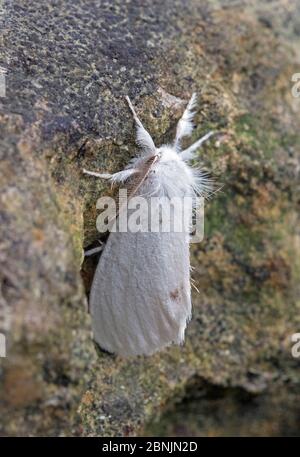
(1, 0, 300, 438)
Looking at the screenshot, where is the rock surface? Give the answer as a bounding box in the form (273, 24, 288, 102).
(0, 0, 299, 436)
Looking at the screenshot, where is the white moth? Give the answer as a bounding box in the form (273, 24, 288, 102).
(83, 93, 214, 357)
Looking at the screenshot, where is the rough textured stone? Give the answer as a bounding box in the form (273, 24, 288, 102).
(0, 0, 299, 436)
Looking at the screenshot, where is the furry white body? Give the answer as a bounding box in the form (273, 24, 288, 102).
(84, 94, 214, 357)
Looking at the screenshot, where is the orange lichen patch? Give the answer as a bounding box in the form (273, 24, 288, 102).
(255, 256, 291, 290)
(193, 234, 241, 292)
(251, 185, 281, 221)
(81, 391, 94, 407)
(32, 227, 45, 244)
(3, 358, 43, 408)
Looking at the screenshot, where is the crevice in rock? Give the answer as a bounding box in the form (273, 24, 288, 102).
(144, 376, 300, 437)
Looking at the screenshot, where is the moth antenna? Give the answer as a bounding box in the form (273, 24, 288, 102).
(174, 92, 197, 150)
(125, 95, 156, 155)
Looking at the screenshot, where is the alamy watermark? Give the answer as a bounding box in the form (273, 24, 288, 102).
(0, 0, 8, 98)
(95, 190, 205, 243)
(0, 66, 7, 97)
(0, 332, 5, 357)
(0, 303, 8, 357)
(0, 302, 8, 357)
(291, 73, 300, 98)
(291, 333, 300, 358)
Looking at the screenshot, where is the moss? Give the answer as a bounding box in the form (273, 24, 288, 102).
(1, 0, 300, 438)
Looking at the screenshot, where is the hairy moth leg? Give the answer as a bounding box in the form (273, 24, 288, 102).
(83, 168, 138, 183)
(84, 241, 104, 257)
(180, 130, 215, 161)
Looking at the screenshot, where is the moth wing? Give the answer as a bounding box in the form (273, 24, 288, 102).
(90, 230, 191, 357)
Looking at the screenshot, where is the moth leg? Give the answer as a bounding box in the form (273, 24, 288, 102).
(174, 92, 197, 150)
(125, 96, 156, 154)
(83, 169, 112, 179)
(110, 168, 138, 184)
(179, 130, 215, 161)
(84, 241, 104, 257)
(83, 168, 138, 183)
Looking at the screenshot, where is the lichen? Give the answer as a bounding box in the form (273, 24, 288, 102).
(1, 0, 299, 437)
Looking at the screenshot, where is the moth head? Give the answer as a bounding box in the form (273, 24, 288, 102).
(155, 145, 181, 163)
